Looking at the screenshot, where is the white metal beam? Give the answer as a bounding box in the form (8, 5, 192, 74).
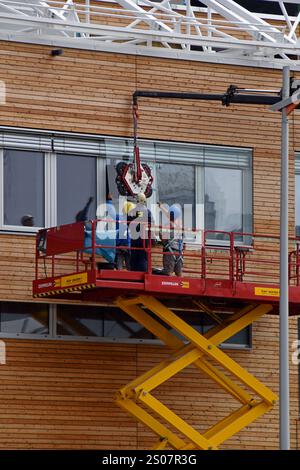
(0, 1, 299, 66)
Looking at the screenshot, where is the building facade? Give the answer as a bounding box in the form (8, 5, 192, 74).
(0, 1, 300, 449)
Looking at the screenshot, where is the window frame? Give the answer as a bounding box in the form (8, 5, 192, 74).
(56, 152, 98, 227)
(0, 148, 106, 232)
(203, 162, 253, 247)
(0, 148, 49, 233)
(0, 301, 50, 338)
(106, 140, 252, 241)
(0, 128, 252, 239)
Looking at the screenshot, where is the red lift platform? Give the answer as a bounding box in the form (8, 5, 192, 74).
(33, 219, 300, 315)
(33, 219, 300, 449)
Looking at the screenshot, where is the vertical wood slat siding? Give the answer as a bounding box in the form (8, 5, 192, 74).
(0, 41, 299, 449)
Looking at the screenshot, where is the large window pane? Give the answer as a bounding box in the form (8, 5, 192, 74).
(157, 163, 195, 207)
(156, 163, 195, 229)
(3, 149, 44, 227)
(0, 302, 49, 334)
(205, 167, 242, 233)
(57, 305, 104, 336)
(201, 312, 250, 346)
(57, 305, 154, 339)
(223, 326, 251, 346)
(104, 309, 153, 339)
(146, 310, 250, 347)
(57, 154, 97, 225)
(204, 166, 252, 242)
(103, 139, 251, 241)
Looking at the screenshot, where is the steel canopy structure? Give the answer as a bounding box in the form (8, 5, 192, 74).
(0, 0, 300, 66)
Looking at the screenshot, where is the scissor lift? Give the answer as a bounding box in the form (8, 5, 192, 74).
(32, 220, 300, 449)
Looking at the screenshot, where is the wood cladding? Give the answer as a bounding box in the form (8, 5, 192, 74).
(0, 41, 299, 449)
(0, 316, 299, 450)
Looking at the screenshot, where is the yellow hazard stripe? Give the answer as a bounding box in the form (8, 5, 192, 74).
(33, 283, 95, 298)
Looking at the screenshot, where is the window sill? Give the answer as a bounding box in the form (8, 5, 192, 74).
(0, 332, 252, 349)
(0, 227, 40, 236)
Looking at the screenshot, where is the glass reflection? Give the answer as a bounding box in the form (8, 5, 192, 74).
(57, 154, 97, 226)
(0, 302, 49, 334)
(4, 150, 44, 227)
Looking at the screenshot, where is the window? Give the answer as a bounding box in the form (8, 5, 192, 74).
(57, 304, 154, 340)
(3, 149, 45, 228)
(0, 131, 106, 231)
(205, 167, 242, 233)
(106, 139, 252, 241)
(157, 162, 196, 228)
(0, 302, 49, 335)
(103, 309, 154, 340)
(57, 304, 104, 337)
(0, 301, 251, 348)
(205, 314, 251, 348)
(155, 310, 251, 349)
(0, 129, 252, 240)
(57, 154, 97, 225)
(157, 163, 195, 208)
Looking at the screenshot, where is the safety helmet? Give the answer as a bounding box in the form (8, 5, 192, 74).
(123, 201, 136, 215)
(169, 204, 182, 221)
(21, 214, 34, 226)
(137, 192, 146, 204)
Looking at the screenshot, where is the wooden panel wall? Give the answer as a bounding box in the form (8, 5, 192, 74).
(0, 41, 299, 449)
(0, 316, 299, 450)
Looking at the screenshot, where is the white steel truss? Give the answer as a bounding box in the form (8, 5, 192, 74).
(0, 0, 300, 67)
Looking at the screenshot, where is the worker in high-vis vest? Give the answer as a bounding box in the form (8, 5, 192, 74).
(127, 193, 153, 272)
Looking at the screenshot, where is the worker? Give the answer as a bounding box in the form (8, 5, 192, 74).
(75, 196, 94, 222)
(155, 203, 183, 276)
(21, 214, 34, 227)
(95, 193, 117, 236)
(115, 201, 135, 270)
(105, 193, 116, 222)
(127, 192, 153, 272)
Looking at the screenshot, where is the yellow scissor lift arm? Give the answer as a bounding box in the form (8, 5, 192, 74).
(116, 295, 278, 450)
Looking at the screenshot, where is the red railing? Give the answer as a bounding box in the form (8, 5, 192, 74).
(34, 218, 300, 287)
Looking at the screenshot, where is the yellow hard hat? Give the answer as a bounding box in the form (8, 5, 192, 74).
(123, 201, 135, 214)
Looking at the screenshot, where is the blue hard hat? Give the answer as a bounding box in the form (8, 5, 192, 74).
(169, 204, 182, 220)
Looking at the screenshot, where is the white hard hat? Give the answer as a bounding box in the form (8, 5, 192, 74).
(137, 192, 146, 204)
